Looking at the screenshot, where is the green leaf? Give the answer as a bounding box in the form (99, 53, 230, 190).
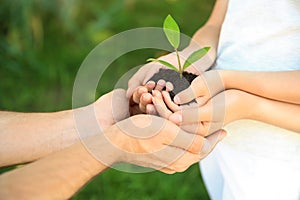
(183, 47, 211, 70)
(147, 58, 179, 72)
(163, 15, 180, 49)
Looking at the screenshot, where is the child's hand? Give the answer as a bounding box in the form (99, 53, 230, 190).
(152, 89, 226, 137)
(156, 89, 255, 136)
(130, 81, 174, 115)
(173, 70, 225, 106)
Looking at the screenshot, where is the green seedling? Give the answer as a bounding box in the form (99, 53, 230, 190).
(147, 14, 211, 77)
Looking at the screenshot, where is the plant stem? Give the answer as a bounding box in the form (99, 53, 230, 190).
(175, 49, 182, 78)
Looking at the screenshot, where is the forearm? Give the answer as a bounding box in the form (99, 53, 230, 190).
(191, 0, 228, 52)
(0, 110, 77, 166)
(181, 0, 228, 70)
(226, 90, 300, 133)
(0, 105, 105, 167)
(219, 70, 300, 104)
(253, 96, 300, 133)
(0, 134, 113, 199)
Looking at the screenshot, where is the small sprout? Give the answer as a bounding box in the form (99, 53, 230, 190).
(147, 58, 178, 72)
(183, 47, 211, 70)
(147, 14, 211, 77)
(163, 14, 180, 49)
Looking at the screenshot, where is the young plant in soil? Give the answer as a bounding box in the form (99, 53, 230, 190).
(147, 15, 210, 102)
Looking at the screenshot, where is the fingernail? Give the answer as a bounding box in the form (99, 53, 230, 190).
(169, 113, 182, 124)
(157, 79, 165, 86)
(147, 81, 155, 85)
(166, 82, 174, 91)
(174, 96, 180, 104)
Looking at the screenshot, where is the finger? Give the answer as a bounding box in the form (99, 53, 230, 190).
(200, 129, 226, 159)
(127, 75, 144, 98)
(179, 105, 212, 124)
(145, 81, 156, 92)
(127, 63, 161, 98)
(180, 122, 224, 136)
(152, 91, 173, 119)
(159, 168, 176, 174)
(165, 82, 174, 92)
(173, 76, 203, 104)
(168, 129, 205, 155)
(183, 92, 226, 124)
(139, 93, 153, 113)
(146, 104, 158, 115)
(180, 123, 206, 136)
(154, 79, 166, 91)
(162, 91, 180, 112)
(166, 151, 200, 173)
(132, 86, 148, 104)
(195, 96, 209, 106)
(142, 63, 164, 85)
(154, 145, 199, 172)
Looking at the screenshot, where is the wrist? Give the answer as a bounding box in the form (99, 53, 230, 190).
(225, 90, 260, 124)
(217, 70, 231, 90)
(83, 126, 124, 167)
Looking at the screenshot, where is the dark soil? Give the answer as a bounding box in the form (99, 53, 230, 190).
(148, 68, 197, 104)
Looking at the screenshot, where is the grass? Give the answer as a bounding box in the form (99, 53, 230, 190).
(72, 164, 209, 200)
(0, 0, 215, 199)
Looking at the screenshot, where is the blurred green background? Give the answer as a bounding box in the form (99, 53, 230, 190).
(0, 0, 215, 199)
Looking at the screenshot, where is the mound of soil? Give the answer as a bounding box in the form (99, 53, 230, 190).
(148, 68, 197, 104)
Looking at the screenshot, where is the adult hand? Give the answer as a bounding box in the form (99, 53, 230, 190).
(93, 89, 130, 130)
(127, 52, 177, 98)
(101, 115, 226, 174)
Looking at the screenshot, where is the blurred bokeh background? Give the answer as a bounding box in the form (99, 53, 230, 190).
(1, 0, 215, 199)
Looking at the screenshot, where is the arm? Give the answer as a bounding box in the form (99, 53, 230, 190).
(219, 70, 300, 104)
(174, 70, 300, 106)
(0, 110, 80, 167)
(0, 115, 225, 199)
(0, 89, 129, 167)
(185, 0, 228, 64)
(166, 90, 300, 135)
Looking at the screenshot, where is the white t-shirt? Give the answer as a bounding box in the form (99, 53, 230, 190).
(213, 0, 300, 164)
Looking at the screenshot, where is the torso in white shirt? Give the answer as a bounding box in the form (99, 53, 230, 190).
(213, 0, 300, 162)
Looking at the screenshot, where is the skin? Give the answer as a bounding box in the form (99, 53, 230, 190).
(0, 89, 225, 199)
(127, 0, 229, 114)
(152, 89, 300, 135)
(127, 0, 300, 136)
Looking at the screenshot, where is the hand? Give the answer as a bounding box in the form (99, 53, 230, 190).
(126, 52, 178, 115)
(126, 53, 175, 98)
(93, 89, 130, 130)
(129, 83, 173, 115)
(127, 49, 214, 115)
(127, 48, 205, 115)
(152, 90, 248, 136)
(103, 115, 226, 174)
(173, 70, 225, 106)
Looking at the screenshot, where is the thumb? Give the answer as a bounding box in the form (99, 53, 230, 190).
(174, 78, 201, 104)
(174, 87, 197, 105)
